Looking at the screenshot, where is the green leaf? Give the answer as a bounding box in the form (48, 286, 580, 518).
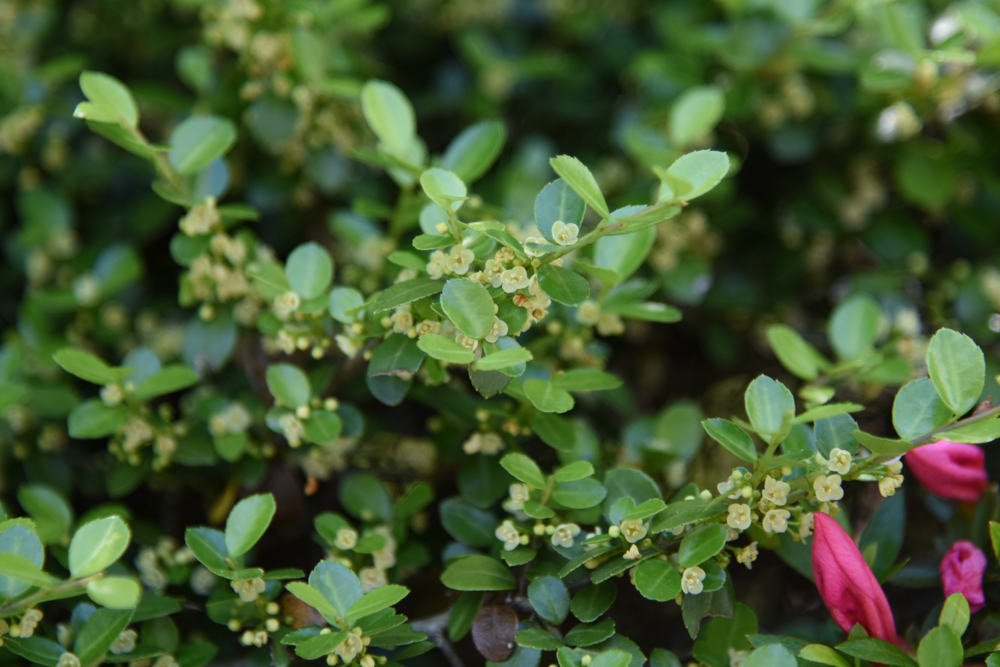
(564, 617, 615, 647)
(853, 430, 915, 458)
(765, 324, 830, 381)
(593, 226, 656, 281)
(669, 85, 725, 147)
(448, 591, 484, 641)
(828, 294, 882, 360)
(303, 410, 343, 444)
(524, 379, 574, 413)
(692, 603, 756, 667)
(69, 515, 131, 577)
(743, 645, 797, 667)
(798, 645, 853, 667)
(665, 150, 730, 200)
(361, 80, 416, 156)
(836, 638, 918, 667)
(134, 365, 199, 400)
(553, 369, 622, 392)
(346, 585, 409, 625)
(535, 179, 586, 244)
(310, 561, 363, 620)
(0, 525, 45, 599)
(649, 649, 682, 667)
(77, 71, 138, 127)
(18, 484, 73, 544)
(168, 116, 237, 175)
(53, 348, 117, 385)
(368, 334, 425, 376)
(68, 400, 129, 439)
(413, 234, 453, 250)
(3, 636, 65, 667)
(0, 552, 58, 589)
(940, 593, 970, 637)
(516, 629, 565, 651)
(467, 222, 526, 255)
(528, 576, 570, 624)
(917, 625, 963, 667)
(606, 300, 682, 323)
(75, 608, 134, 665)
(792, 403, 864, 425)
(927, 328, 985, 417)
(441, 120, 506, 183)
(553, 461, 594, 483)
(441, 279, 495, 340)
(286, 581, 340, 621)
(624, 499, 667, 522)
(552, 478, 607, 509)
(440, 498, 498, 547)
(295, 631, 349, 661)
(702, 419, 757, 463)
(945, 419, 1000, 443)
(330, 287, 365, 323)
(682, 583, 734, 639)
(744, 375, 795, 445)
(634, 560, 682, 601)
(529, 412, 576, 452)
(476, 346, 533, 372)
(340, 472, 394, 522)
(590, 650, 632, 667)
(500, 453, 547, 489)
(286, 242, 334, 300)
(440, 555, 516, 591)
(184, 527, 230, 573)
(815, 414, 860, 457)
(678, 523, 728, 568)
(537, 265, 590, 306)
(265, 363, 311, 408)
(86, 576, 141, 609)
(224, 493, 276, 557)
(372, 278, 444, 313)
(571, 582, 616, 622)
(549, 155, 609, 219)
(417, 334, 474, 364)
(421, 168, 467, 212)
(858, 490, 906, 580)
(893, 378, 952, 441)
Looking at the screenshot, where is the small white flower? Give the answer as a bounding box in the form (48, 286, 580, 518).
(620, 519, 648, 543)
(736, 542, 758, 570)
(501, 266, 530, 293)
(762, 509, 790, 534)
(479, 432, 504, 454)
(427, 250, 447, 279)
(495, 521, 520, 551)
(681, 566, 706, 595)
(273, 291, 301, 320)
(827, 448, 853, 475)
(446, 245, 475, 276)
(551, 523, 581, 548)
(485, 316, 508, 343)
(813, 474, 844, 503)
(727, 503, 752, 531)
(334, 528, 358, 550)
(799, 512, 814, 541)
(484, 259, 505, 288)
(523, 236, 553, 257)
(508, 483, 530, 510)
(359, 566, 387, 593)
(879, 474, 904, 498)
(551, 220, 580, 246)
(762, 476, 790, 506)
(576, 300, 601, 325)
(456, 333, 478, 351)
(622, 544, 642, 560)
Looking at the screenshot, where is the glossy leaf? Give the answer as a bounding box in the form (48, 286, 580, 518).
(926, 328, 985, 417)
(441, 279, 495, 340)
(441, 555, 516, 591)
(168, 116, 237, 175)
(537, 265, 590, 306)
(286, 242, 334, 300)
(702, 419, 757, 463)
(550, 155, 608, 218)
(224, 493, 276, 558)
(69, 516, 131, 577)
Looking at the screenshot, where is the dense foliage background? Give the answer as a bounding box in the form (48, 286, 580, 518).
(5, 1, 1000, 666)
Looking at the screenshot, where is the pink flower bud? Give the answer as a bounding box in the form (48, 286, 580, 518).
(812, 512, 904, 647)
(904, 440, 988, 503)
(940, 540, 987, 613)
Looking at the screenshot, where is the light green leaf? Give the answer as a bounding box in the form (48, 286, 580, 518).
(286, 581, 340, 621)
(420, 168, 467, 212)
(744, 375, 795, 445)
(85, 576, 141, 609)
(553, 368, 622, 392)
(68, 400, 129, 439)
(551, 478, 607, 509)
(440, 555, 516, 591)
(593, 226, 656, 281)
(605, 301, 682, 323)
(743, 645, 797, 667)
(330, 287, 365, 323)
(836, 638, 917, 667)
(893, 378, 952, 441)
(940, 593, 970, 637)
(74, 608, 134, 665)
(524, 379, 574, 413)
(134, 365, 199, 400)
(69, 516, 131, 577)
(441, 120, 506, 183)
(371, 278, 444, 313)
(500, 453, 547, 489)
(310, 561, 363, 620)
(792, 403, 864, 425)
(550, 155, 609, 219)
(535, 179, 586, 244)
(537, 265, 590, 306)
(224, 493, 276, 558)
(361, 80, 416, 156)
(346, 585, 409, 625)
(77, 71, 138, 127)
(853, 430, 915, 458)
(702, 419, 757, 463)
(476, 346, 533, 372)
(926, 328, 985, 417)
(0, 525, 45, 599)
(943, 419, 1000, 444)
(441, 279, 495, 340)
(828, 294, 882, 360)
(18, 484, 73, 544)
(53, 348, 117, 385)
(765, 324, 830, 381)
(798, 645, 852, 667)
(286, 242, 334, 300)
(0, 552, 58, 589)
(634, 560, 682, 601)
(553, 461, 594, 483)
(265, 363, 311, 408)
(669, 85, 725, 147)
(917, 626, 963, 667)
(168, 116, 238, 175)
(665, 150, 730, 200)
(339, 472, 393, 522)
(417, 334, 475, 364)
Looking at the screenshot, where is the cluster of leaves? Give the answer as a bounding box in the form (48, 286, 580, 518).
(5, 1, 1000, 667)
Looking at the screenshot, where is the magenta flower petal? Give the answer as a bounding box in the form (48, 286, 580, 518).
(904, 440, 988, 503)
(940, 540, 988, 613)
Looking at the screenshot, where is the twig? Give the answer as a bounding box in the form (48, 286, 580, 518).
(411, 611, 465, 667)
